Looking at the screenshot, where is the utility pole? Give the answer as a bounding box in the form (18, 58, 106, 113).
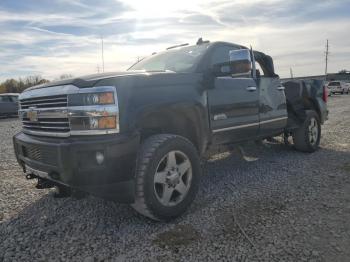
(96, 65, 100, 73)
(325, 39, 329, 80)
(101, 36, 105, 73)
(290, 68, 294, 79)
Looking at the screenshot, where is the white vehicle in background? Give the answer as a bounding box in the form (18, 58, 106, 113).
(327, 81, 349, 95)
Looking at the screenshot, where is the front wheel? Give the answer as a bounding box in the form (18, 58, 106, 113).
(132, 134, 201, 221)
(293, 110, 321, 153)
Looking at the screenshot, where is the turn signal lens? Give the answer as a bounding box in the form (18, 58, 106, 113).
(98, 116, 116, 129)
(89, 116, 116, 129)
(98, 92, 114, 104)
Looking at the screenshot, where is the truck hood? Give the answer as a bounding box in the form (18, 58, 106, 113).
(24, 70, 175, 92)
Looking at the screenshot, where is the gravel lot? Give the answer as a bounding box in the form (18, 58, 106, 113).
(1, 95, 350, 262)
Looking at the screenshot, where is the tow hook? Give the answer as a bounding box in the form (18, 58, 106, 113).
(36, 178, 55, 189)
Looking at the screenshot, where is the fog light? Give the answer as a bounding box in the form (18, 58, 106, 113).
(96, 152, 104, 165)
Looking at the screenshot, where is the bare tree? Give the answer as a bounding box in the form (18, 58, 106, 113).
(0, 75, 50, 94)
(59, 74, 73, 80)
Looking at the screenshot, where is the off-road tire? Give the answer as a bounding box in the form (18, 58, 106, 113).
(131, 134, 201, 221)
(293, 110, 321, 153)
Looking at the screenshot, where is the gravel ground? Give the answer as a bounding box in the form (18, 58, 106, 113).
(1, 95, 350, 262)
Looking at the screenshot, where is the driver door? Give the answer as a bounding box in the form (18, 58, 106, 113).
(207, 46, 260, 144)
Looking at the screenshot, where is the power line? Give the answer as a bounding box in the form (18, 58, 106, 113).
(325, 39, 329, 79)
(101, 36, 105, 73)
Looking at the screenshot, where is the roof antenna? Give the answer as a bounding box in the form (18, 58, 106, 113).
(196, 37, 209, 45)
(196, 37, 203, 45)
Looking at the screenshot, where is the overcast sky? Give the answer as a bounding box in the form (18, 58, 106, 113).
(1, 0, 350, 81)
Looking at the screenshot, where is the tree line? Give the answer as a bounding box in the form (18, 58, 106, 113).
(0, 74, 73, 94)
(0, 76, 49, 94)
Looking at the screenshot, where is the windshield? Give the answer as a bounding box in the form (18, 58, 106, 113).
(129, 44, 210, 73)
(328, 82, 340, 86)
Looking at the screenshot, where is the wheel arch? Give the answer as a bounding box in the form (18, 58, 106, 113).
(135, 107, 208, 154)
(302, 98, 321, 120)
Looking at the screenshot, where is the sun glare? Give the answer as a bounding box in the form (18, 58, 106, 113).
(124, 0, 203, 19)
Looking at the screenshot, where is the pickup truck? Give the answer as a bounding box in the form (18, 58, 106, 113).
(13, 39, 328, 221)
(0, 93, 19, 118)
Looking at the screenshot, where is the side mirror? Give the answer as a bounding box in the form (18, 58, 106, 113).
(229, 49, 252, 77)
(211, 49, 253, 77)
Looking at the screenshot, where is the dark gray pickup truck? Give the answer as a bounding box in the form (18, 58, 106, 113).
(0, 93, 19, 118)
(13, 40, 328, 221)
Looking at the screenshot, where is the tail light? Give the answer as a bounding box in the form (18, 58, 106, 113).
(323, 85, 328, 103)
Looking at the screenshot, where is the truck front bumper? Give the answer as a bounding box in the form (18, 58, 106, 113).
(13, 132, 140, 203)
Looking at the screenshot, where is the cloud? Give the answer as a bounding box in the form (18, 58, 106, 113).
(0, 0, 350, 81)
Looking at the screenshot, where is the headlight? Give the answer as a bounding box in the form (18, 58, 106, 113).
(70, 116, 118, 131)
(67, 87, 119, 135)
(68, 92, 114, 106)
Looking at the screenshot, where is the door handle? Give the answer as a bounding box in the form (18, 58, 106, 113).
(246, 86, 257, 92)
(277, 86, 285, 91)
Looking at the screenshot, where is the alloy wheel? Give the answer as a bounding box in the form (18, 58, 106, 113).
(153, 150, 192, 207)
(308, 118, 319, 146)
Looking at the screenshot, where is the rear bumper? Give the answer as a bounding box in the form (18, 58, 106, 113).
(329, 88, 347, 93)
(13, 132, 140, 203)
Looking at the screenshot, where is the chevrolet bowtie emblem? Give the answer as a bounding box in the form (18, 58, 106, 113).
(28, 107, 38, 122)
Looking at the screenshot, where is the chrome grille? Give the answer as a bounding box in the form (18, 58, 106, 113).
(22, 117, 70, 133)
(20, 95, 67, 109)
(19, 85, 119, 137)
(19, 94, 70, 136)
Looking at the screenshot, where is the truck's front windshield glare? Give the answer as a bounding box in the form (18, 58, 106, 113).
(129, 44, 209, 73)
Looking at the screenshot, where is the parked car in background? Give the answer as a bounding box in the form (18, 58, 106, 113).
(0, 93, 19, 118)
(327, 81, 349, 95)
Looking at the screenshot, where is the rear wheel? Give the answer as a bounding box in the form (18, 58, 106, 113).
(132, 134, 201, 221)
(293, 110, 321, 153)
